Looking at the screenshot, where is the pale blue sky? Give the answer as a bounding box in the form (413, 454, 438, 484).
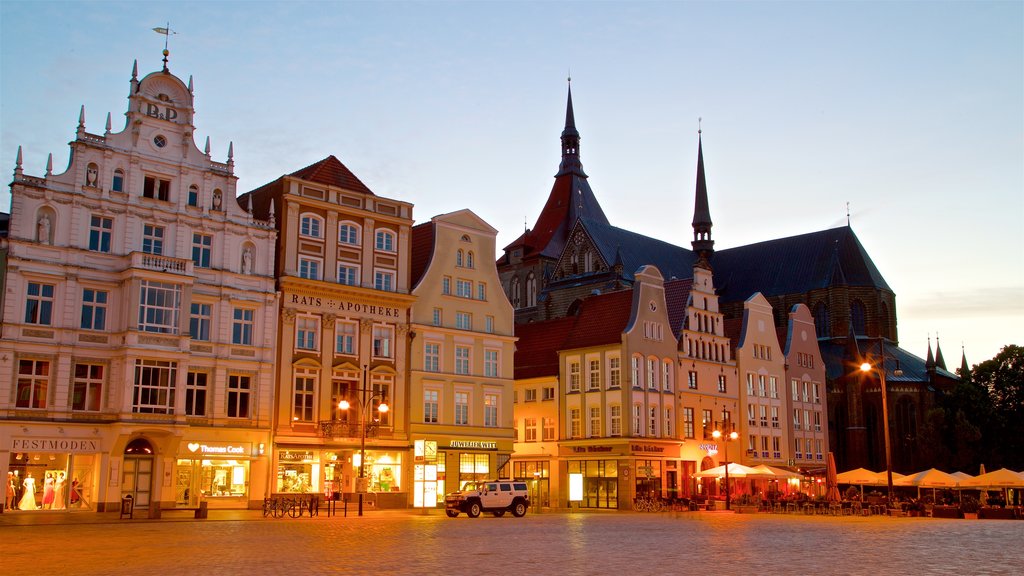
(2, 1, 1021, 364)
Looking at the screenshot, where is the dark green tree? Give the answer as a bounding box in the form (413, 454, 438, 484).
(968, 345, 1024, 470)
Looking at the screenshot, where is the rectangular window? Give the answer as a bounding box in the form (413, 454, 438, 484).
(524, 388, 537, 402)
(633, 404, 643, 437)
(232, 308, 254, 345)
(794, 409, 801, 430)
(142, 223, 164, 254)
(683, 407, 695, 439)
(185, 371, 208, 416)
(647, 358, 657, 390)
(227, 374, 252, 419)
(374, 270, 394, 292)
(455, 346, 470, 375)
(189, 302, 212, 341)
(803, 382, 810, 403)
(485, 315, 494, 334)
(588, 359, 600, 390)
(456, 279, 472, 298)
(132, 359, 176, 414)
(758, 375, 766, 397)
(524, 418, 538, 442)
(772, 436, 781, 459)
(25, 282, 55, 325)
(143, 176, 170, 201)
(570, 408, 581, 438)
(454, 391, 469, 425)
(589, 406, 601, 437)
(296, 316, 319, 350)
(335, 321, 356, 355)
(631, 357, 640, 388)
(664, 406, 673, 437)
(293, 370, 316, 422)
(610, 405, 622, 436)
(187, 186, 199, 207)
(191, 233, 212, 268)
(748, 404, 757, 427)
(432, 308, 442, 327)
(813, 383, 821, 404)
(338, 264, 359, 286)
(424, 342, 440, 372)
(750, 435, 759, 453)
(455, 312, 472, 330)
(792, 379, 799, 402)
(80, 288, 108, 330)
(375, 230, 394, 251)
(649, 407, 658, 436)
(769, 376, 778, 399)
(373, 325, 394, 358)
(542, 417, 556, 441)
(804, 409, 811, 431)
(568, 361, 580, 392)
(442, 276, 451, 295)
(702, 409, 713, 440)
(748, 373, 755, 396)
(484, 394, 498, 427)
(771, 406, 780, 428)
(717, 374, 727, 393)
(609, 357, 621, 388)
(16, 359, 50, 409)
(299, 257, 321, 280)
(477, 283, 486, 301)
(688, 371, 698, 390)
(72, 363, 104, 412)
(760, 405, 768, 427)
(542, 387, 555, 401)
(139, 281, 181, 334)
(795, 438, 802, 458)
(424, 389, 439, 423)
(485, 349, 499, 378)
(814, 411, 822, 432)
(89, 215, 112, 252)
(663, 362, 672, 392)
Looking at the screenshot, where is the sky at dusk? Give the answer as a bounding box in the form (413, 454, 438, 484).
(1, 1, 1021, 365)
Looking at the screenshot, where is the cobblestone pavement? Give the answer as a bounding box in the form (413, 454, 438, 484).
(2, 509, 1022, 575)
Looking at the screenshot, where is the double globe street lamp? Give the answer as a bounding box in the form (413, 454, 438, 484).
(859, 339, 902, 502)
(712, 425, 739, 511)
(337, 366, 388, 516)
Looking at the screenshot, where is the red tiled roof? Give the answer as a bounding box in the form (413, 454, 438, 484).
(410, 222, 435, 288)
(514, 317, 576, 380)
(289, 155, 375, 196)
(562, 290, 633, 350)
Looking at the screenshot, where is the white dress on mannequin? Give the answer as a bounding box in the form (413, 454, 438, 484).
(19, 476, 37, 510)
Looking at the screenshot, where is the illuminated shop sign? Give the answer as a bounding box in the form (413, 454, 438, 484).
(631, 444, 665, 454)
(571, 446, 614, 453)
(185, 442, 251, 456)
(290, 294, 401, 318)
(449, 440, 497, 450)
(11, 438, 100, 453)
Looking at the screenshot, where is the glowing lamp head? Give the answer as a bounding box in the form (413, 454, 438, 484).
(377, 402, 389, 414)
(337, 400, 351, 411)
(712, 430, 722, 440)
(860, 362, 872, 373)
(729, 431, 739, 440)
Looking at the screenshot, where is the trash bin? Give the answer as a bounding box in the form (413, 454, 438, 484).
(197, 501, 208, 519)
(120, 494, 134, 519)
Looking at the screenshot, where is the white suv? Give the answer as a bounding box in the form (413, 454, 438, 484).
(445, 481, 530, 518)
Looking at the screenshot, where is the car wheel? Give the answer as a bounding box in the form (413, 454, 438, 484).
(445, 510, 458, 518)
(492, 510, 506, 517)
(512, 501, 527, 517)
(467, 502, 482, 518)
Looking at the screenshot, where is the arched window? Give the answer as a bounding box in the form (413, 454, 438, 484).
(300, 214, 323, 238)
(187, 185, 199, 207)
(375, 229, 395, 252)
(338, 221, 360, 245)
(125, 438, 154, 454)
(526, 272, 537, 307)
(456, 249, 464, 267)
(813, 302, 830, 337)
(112, 169, 125, 193)
(850, 300, 866, 336)
(467, 251, 474, 269)
(584, 251, 593, 273)
(509, 277, 521, 309)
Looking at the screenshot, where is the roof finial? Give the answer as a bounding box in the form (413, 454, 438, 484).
(204, 136, 211, 156)
(153, 23, 176, 72)
(46, 153, 53, 177)
(78, 105, 86, 130)
(15, 145, 23, 177)
(698, 116, 702, 135)
(105, 112, 112, 135)
(846, 201, 851, 226)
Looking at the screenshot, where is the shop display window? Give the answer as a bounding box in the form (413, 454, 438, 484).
(7, 452, 96, 512)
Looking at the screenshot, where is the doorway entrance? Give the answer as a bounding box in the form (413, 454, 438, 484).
(123, 438, 155, 509)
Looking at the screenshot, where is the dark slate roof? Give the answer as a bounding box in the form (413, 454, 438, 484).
(665, 278, 694, 338)
(580, 218, 696, 283)
(819, 337, 959, 383)
(514, 316, 577, 380)
(410, 222, 435, 289)
(288, 155, 375, 196)
(711, 226, 891, 304)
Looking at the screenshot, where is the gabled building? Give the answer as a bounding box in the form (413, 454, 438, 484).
(1, 56, 278, 513)
(242, 155, 415, 508)
(407, 209, 516, 508)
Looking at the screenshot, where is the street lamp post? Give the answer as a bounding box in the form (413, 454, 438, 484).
(712, 412, 739, 511)
(338, 365, 388, 516)
(860, 339, 902, 502)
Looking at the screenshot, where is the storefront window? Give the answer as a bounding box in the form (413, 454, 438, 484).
(277, 450, 318, 493)
(176, 459, 249, 504)
(513, 460, 550, 508)
(458, 453, 489, 489)
(567, 459, 618, 509)
(7, 452, 96, 512)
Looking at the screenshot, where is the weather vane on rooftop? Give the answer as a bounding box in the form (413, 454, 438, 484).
(153, 23, 177, 72)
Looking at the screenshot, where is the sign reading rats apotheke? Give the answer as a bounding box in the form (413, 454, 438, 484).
(290, 294, 402, 318)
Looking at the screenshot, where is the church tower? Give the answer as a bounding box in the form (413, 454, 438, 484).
(691, 130, 714, 269)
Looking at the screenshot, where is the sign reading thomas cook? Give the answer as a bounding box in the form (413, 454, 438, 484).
(290, 294, 402, 318)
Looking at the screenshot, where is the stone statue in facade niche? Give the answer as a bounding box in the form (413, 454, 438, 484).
(212, 189, 222, 210)
(241, 247, 253, 274)
(37, 213, 52, 244)
(86, 165, 98, 187)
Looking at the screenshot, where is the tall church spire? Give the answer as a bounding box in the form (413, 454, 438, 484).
(557, 77, 586, 177)
(691, 126, 714, 268)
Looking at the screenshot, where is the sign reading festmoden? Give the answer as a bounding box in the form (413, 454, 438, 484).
(290, 294, 401, 318)
(12, 438, 100, 453)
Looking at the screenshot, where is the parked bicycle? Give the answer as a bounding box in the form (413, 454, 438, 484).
(633, 497, 665, 512)
(262, 496, 319, 518)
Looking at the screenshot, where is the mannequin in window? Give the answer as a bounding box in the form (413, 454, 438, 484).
(37, 213, 52, 244)
(19, 473, 38, 510)
(52, 472, 66, 510)
(5, 471, 15, 510)
(42, 472, 55, 509)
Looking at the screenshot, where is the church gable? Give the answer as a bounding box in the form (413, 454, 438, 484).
(550, 221, 609, 281)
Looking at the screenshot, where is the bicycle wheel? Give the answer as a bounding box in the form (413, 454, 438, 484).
(286, 500, 300, 518)
(272, 499, 285, 518)
(262, 498, 271, 518)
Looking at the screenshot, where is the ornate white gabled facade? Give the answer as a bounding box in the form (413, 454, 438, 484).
(0, 58, 278, 514)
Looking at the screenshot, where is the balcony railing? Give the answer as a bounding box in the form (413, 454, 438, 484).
(318, 420, 386, 439)
(131, 252, 193, 275)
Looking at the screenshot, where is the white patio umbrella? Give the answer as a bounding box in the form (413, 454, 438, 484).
(960, 468, 1024, 506)
(894, 468, 961, 500)
(692, 462, 768, 478)
(751, 464, 804, 479)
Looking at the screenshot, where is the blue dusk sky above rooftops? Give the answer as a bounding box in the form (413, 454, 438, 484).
(1, 1, 1020, 363)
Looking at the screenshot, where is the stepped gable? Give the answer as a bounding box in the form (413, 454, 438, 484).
(514, 317, 576, 380)
(289, 155, 375, 196)
(580, 218, 696, 283)
(711, 226, 891, 303)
